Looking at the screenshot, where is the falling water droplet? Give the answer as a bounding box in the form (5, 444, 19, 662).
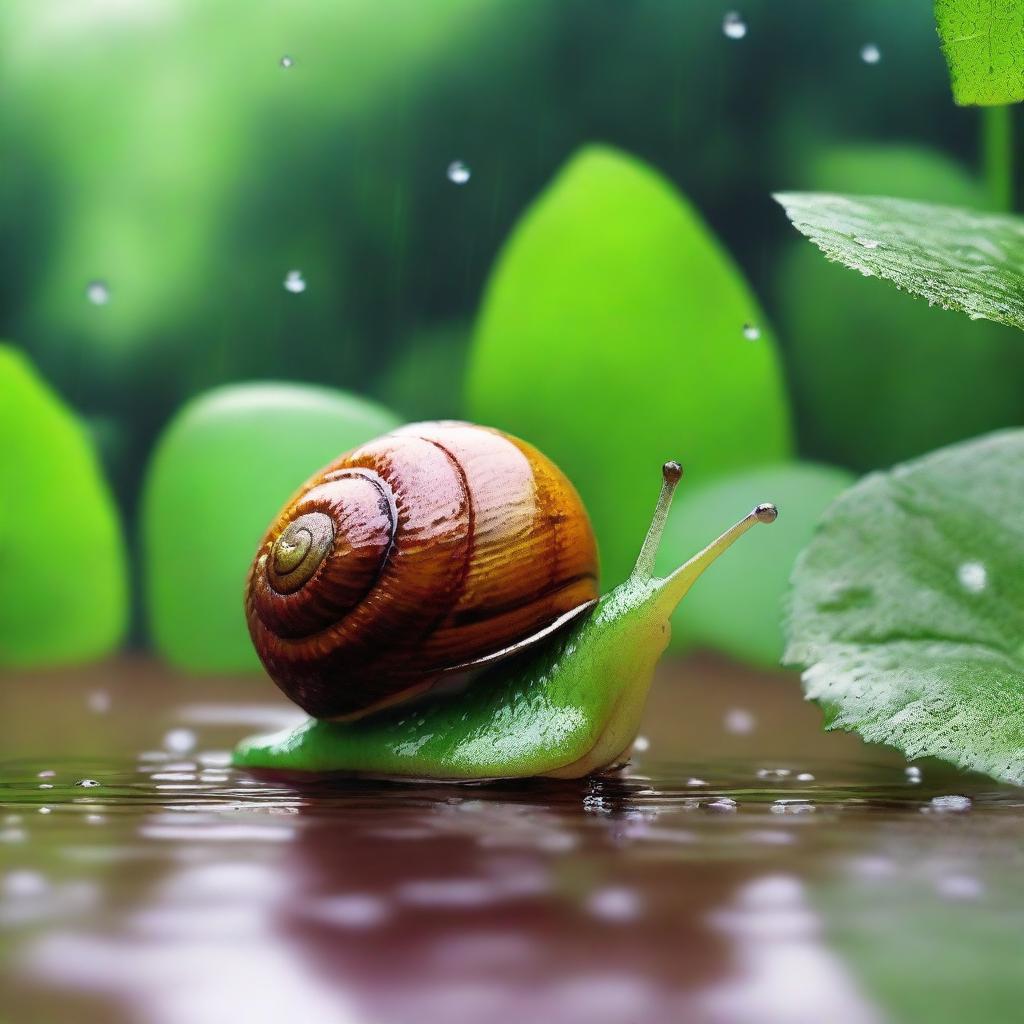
(742, 323, 761, 340)
(163, 728, 197, 754)
(722, 11, 747, 39)
(280, 55, 294, 69)
(86, 281, 110, 306)
(905, 765, 922, 783)
(447, 160, 471, 185)
(283, 270, 306, 294)
(860, 43, 881, 64)
(632, 735, 650, 753)
(957, 560, 987, 594)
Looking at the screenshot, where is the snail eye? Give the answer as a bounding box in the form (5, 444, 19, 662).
(267, 512, 335, 594)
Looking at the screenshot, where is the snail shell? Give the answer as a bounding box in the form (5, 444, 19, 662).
(245, 421, 599, 719)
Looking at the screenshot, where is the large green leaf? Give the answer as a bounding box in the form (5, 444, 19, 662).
(935, 0, 1024, 106)
(142, 383, 399, 672)
(468, 146, 792, 586)
(776, 146, 1024, 471)
(786, 429, 1024, 785)
(775, 191, 1024, 331)
(656, 462, 855, 667)
(0, 345, 127, 666)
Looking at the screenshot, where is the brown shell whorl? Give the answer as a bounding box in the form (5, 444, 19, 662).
(245, 422, 599, 721)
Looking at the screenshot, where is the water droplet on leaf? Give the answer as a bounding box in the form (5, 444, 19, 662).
(957, 560, 987, 594)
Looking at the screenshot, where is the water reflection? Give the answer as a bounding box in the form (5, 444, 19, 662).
(1, 657, 1022, 1023)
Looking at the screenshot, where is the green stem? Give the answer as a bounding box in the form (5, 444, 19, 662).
(982, 104, 1014, 212)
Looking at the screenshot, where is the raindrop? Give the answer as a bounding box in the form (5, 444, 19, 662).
(724, 708, 756, 735)
(742, 323, 761, 340)
(927, 794, 971, 814)
(704, 797, 738, 813)
(279, 55, 295, 69)
(722, 11, 747, 39)
(447, 160, 471, 185)
(163, 728, 197, 754)
(957, 560, 987, 594)
(905, 765, 922, 783)
(632, 735, 650, 753)
(855, 237, 881, 249)
(86, 280, 110, 305)
(860, 43, 881, 64)
(283, 269, 306, 294)
(76, 779, 101, 789)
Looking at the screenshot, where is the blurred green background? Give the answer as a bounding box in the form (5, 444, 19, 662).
(2, 0, 1021, 672)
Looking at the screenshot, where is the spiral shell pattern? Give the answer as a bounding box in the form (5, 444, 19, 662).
(246, 421, 599, 720)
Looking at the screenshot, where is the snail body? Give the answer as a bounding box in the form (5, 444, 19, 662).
(235, 423, 776, 780)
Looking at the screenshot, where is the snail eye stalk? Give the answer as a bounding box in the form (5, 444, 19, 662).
(631, 461, 684, 581)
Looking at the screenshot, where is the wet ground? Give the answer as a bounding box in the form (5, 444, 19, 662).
(1, 653, 1022, 1024)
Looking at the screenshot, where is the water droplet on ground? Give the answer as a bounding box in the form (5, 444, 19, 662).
(771, 799, 815, 815)
(722, 11, 747, 39)
(283, 270, 306, 294)
(859, 43, 881, 64)
(927, 794, 971, 814)
(705, 797, 738, 813)
(75, 779, 101, 789)
(447, 160, 471, 185)
(86, 281, 110, 305)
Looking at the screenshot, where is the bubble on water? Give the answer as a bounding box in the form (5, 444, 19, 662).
(855, 237, 881, 249)
(3, 869, 48, 898)
(87, 690, 111, 714)
(725, 708, 756, 735)
(163, 728, 197, 754)
(705, 797, 738, 813)
(859, 43, 881, 64)
(632, 735, 650, 753)
(957, 560, 987, 594)
(86, 280, 110, 305)
(722, 11, 747, 39)
(927, 794, 971, 814)
(447, 160, 471, 185)
(905, 765, 922, 783)
(742, 323, 761, 340)
(936, 874, 983, 901)
(796, 772, 815, 782)
(279, 55, 294, 69)
(771, 799, 815, 815)
(756, 768, 791, 780)
(283, 269, 306, 294)
(37, 770, 56, 779)
(75, 779, 101, 789)
(587, 886, 642, 922)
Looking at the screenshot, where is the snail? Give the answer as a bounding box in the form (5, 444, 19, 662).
(234, 420, 776, 780)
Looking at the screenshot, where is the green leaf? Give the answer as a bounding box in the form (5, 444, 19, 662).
(142, 383, 399, 672)
(775, 191, 1024, 331)
(935, 0, 1024, 106)
(468, 145, 793, 586)
(0, 345, 127, 666)
(776, 146, 1024, 470)
(655, 462, 855, 668)
(785, 429, 1024, 785)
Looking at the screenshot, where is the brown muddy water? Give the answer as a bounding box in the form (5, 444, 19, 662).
(1, 654, 1022, 1024)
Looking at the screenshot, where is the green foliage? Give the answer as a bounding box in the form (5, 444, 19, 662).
(776, 145, 1024, 470)
(142, 383, 399, 672)
(0, 345, 127, 666)
(375, 323, 469, 422)
(655, 462, 854, 668)
(468, 145, 792, 586)
(786, 430, 1024, 785)
(935, 0, 1024, 106)
(775, 190, 1024, 330)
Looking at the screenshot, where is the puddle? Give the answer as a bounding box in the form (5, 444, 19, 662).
(1, 656, 1022, 1024)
